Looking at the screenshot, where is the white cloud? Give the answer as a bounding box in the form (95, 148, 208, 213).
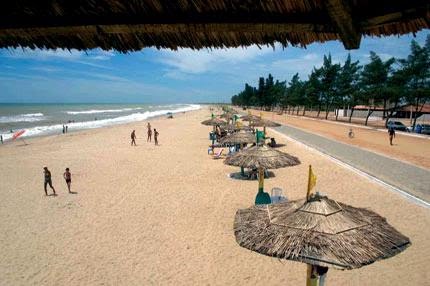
(157, 45, 275, 76)
(1, 48, 115, 68)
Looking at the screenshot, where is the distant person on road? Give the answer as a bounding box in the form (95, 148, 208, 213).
(131, 130, 137, 146)
(154, 128, 159, 146)
(147, 123, 152, 142)
(388, 127, 395, 145)
(63, 168, 72, 193)
(43, 167, 56, 196)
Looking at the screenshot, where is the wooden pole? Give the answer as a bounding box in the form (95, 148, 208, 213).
(306, 264, 318, 286)
(306, 165, 312, 201)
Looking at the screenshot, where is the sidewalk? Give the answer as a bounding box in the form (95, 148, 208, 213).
(273, 124, 430, 203)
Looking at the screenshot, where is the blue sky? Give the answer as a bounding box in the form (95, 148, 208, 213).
(0, 30, 428, 104)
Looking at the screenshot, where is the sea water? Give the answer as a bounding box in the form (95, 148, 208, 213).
(0, 103, 200, 141)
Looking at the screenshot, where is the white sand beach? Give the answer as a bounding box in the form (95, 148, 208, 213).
(0, 107, 429, 285)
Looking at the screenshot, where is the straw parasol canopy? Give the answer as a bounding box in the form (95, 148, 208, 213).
(249, 118, 281, 127)
(234, 193, 410, 270)
(223, 124, 254, 132)
(219, 131, 256, 145)
(240, 114, 261, 121)
(201, 117, 227, 126)
(220, 113, 234, 120)
(224, 144, 300, 169)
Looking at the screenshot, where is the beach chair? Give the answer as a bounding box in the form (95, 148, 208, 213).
(270, 187, 286, 204)
(213, 149, 224, 159)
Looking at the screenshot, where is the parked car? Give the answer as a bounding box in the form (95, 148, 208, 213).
(387, 121, 407, 131)
(416, 124, 430, 135)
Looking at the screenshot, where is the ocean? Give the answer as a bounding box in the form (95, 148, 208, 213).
(0, 103, 201, 141)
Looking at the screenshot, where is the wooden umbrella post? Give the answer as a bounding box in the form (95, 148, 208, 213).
(258, 167, 264, 193)
(306, 264, 318, 286)
(255, 167, 271, 205)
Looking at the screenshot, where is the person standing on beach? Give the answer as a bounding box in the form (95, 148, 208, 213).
(65, 125, 68, 133)
(154, 128, 159, 146)
(43, 167, 56, 196)
(62, 125, 65, 134)
(63, 168, 72, 193)
(388, 127, 395, 145)
(0, 134, 3, 144)
(131, 130, 137, 146)
(147, 122, 152, 142)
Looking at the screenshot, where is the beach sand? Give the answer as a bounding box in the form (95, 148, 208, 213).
(243, 108, 430, 169)
(0, 107, 429, 285)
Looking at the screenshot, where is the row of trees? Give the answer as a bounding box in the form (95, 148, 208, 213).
(231, 35, 430, 128)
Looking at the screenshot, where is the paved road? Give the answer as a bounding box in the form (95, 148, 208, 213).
(273, 125, 430, 203)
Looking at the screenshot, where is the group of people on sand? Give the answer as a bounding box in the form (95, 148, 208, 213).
(43, 166, 72, 196)
(131, 122, 159, 146)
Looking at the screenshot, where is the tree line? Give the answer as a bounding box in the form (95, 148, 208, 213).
(231, 35, 430, 129)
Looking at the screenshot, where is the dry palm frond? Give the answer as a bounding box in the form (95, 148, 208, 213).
(224, 144, 300, 169)
(219, 131, 256, 144)
(201, 118, 227, 126)
(234, 194, 410, 270)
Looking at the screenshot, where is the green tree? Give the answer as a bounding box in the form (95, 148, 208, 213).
(319, 54, 341, 119)
(399, 38, 430, 129)
(360, 51, 395, 125)
(336, 54, 361, 121)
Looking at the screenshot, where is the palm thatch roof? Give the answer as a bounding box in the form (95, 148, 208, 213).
(240, 114, 261, 122)
(201, 118, 227, 126)
(1, 1, 429, 51)
(223, 124, 254, 132)
(219, 131, 257, 144)
(249, 119, 281, 127)
(224, 144, 300, 169)
(234, 194, 410, 270)
(220, 113, 234, 119)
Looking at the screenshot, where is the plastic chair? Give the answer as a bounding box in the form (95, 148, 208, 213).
(270, 187, 286, 204)
(213, 149, 224, 159)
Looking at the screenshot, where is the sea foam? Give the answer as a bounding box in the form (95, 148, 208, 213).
(0, 113, 44, 123)
(1, 104, 200, 141)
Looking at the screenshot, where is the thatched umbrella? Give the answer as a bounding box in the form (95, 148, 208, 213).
(240, 114, 260, 121)
(201, 117, 226, 126)
(234, 193, 410, 285)
(224, 144, 300, 204)
(223, 124, 254, 132)
(219, 131, 256, 145)
(201, 117, 227, 146)
(249, 118, 281, 136)
(220, 131, 256, 177)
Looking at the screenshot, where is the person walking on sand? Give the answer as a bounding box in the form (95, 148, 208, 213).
(131, 130, 137, 146)
(43, 167, 56, 196)
(147, 122, 152, 142)
(388, 127, 395, 145)
(63, 168, 72, 193)
(147, 126, 152, 142)
(154, 128, 159, 146)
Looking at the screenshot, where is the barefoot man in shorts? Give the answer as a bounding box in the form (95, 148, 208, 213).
(43, 167, 56, 196)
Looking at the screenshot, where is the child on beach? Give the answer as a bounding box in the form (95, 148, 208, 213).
(154, 128, 159, 146)
(147, 123, 152, 142)
(63, 168, 72, 193)
(131, 130, 137, 146)
(43, 167, 56, 196)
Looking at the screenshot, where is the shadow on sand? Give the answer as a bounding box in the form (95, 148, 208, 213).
(229, 170, 275, 181)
